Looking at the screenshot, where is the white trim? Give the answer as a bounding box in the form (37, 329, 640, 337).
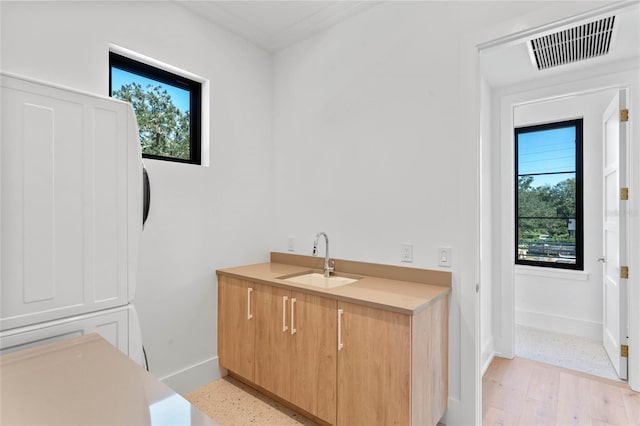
(107, 43, 211, 167)
(481, 337, 496, 376)
(440, 397, 462, 426)
(109, 44, 204, 84)
(514, 265, 589, 281)
(159, 356, 222, 395)
(457, 23, 483, 426)
(516, 309, 602, 340)
(622, 56, 640, 392)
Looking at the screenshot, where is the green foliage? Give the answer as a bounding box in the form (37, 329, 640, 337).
(517, 177, 576, 243)
(113, 83, 190, 160)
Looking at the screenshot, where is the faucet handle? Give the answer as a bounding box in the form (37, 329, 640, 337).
(324, 266, 334, 278)
(324, 260, 335, 277)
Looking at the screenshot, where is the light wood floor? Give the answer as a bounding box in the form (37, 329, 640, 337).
(483, 356, 640, 425)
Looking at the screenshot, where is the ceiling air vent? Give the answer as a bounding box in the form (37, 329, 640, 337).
(530, 16, 615, 70)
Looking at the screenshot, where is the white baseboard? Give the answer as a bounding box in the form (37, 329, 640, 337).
(481, 337, 496, 376)
(160, 356, 222, 395)
(515, 309, 601, 340)
(439, 397, 461, 426)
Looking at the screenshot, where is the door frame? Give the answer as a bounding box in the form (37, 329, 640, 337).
(475, 2, 640, 394)
(488, 62, 639, 390)
(496, 81, 632, 354)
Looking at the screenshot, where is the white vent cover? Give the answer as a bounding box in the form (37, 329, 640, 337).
(530, 16, 616, 70)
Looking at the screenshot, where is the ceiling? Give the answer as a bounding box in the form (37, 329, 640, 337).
(480, 2, 640, 88)
(175, 1, 638, 86)
(175, 1, 378, 52)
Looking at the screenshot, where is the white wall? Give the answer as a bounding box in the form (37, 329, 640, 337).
(1, 1, 274, 393)
(271, 2, 573, 424)
(512, 90, 617, 340)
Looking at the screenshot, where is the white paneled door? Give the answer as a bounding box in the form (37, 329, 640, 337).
(601, 89, 628, 380)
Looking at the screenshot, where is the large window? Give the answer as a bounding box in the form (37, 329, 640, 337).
(515, 119, 583, 270)
(109, 52, 201, 164)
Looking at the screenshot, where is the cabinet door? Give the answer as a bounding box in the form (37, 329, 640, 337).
(337, 301, 411, 426)
(289, 291, 337, 425)
(254, 284, 292, 399)
(411, 295, 449, 426)
(218, 276, 256, 381)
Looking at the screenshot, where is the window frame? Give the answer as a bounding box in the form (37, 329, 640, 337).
(514, 118, 584, 270)
(109, 52, 202, 165)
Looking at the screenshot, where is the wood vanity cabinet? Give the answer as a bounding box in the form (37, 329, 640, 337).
(337, 296, 448, 426)
(218, 276, 257, 382)
(253, 284, 290, 397)
(218, 271, 448, 426)
(218, 274, 337, 424)
(254, 286, 337, 425)
(337, 301, 411, 425)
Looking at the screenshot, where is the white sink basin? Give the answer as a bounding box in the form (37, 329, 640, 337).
(280, 272, 360, 289)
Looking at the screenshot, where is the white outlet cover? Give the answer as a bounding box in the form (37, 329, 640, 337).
(438, 247, 452, 267)
(287, 236, 296, 252)
(401, 243, 413, 263)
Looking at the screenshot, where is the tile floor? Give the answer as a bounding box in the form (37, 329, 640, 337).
(187, 376, 446, 426)
(515, 324, 620, 381)
(186, 375, 317, 425)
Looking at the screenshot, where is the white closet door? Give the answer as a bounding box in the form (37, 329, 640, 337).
(601, 89, 628, 380)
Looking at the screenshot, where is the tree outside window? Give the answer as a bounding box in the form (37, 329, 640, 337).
(515, 119, 584, 270)
(109, 52, 201, 164)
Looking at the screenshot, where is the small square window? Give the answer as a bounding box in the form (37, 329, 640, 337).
(109, 52, 201, 164)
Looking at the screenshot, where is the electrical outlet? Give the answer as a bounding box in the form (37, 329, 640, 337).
(438, 247, 452, 267)
(401, 243, 413, 263)
(287, 236, 296, 252)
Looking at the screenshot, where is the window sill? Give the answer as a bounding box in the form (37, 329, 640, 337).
(514, 265, 589, 281)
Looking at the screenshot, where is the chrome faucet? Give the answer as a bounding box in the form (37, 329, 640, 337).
(312, 232, 333, 277)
